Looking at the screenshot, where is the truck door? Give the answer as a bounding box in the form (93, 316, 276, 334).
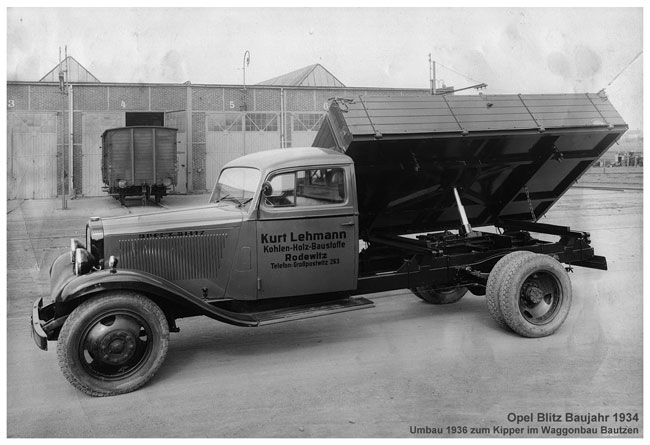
(256, 165, 358, 299)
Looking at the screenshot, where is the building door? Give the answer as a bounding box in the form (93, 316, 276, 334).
(290, 112, 325, 147)
(82, 113, 124, 196)
(8, 133, 58, 199)
(126, 112, 164, 126)
(206, 112, 245, 191)
(164, 110, 187, 193)
(7, 112, 58, 200)
(175, 132, 187, 193)
(244, 112, 282, 153)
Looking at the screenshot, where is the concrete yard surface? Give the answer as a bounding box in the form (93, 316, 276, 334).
(6, 188, 643, 438)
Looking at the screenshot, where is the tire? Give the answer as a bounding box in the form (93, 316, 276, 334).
(412, 286, 468, 304)
(497, 254, 572, 338)
(57, 292, 170, 397)
(486, 251, 536, 329)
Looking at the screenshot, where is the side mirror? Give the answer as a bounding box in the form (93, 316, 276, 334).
(262, 181, 273, 197)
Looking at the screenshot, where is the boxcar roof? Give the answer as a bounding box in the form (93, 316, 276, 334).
(101, 126, 178, 137)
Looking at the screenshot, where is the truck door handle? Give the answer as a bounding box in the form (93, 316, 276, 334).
(341, 221, 355, 226)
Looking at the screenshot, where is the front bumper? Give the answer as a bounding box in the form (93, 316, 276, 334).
(31, 298, 49, 350)
(31, 297, 66, 351)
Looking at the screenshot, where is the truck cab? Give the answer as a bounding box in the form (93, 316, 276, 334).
(212, 147, 359, 300)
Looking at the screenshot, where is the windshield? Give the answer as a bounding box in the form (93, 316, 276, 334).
(210, 167, 261, 208)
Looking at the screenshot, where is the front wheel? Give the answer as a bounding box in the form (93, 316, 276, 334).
(412, 286, 468, 304)
(497, 254, 572, 337)
(57, 292, 169, 396)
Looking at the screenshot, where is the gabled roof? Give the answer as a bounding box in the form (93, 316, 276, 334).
(257, 64, 345, 87)
(39, 56, 100, 83)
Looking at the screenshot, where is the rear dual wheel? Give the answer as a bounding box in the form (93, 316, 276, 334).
(487, 252, 572, 337)
(486, 251, 536, 328)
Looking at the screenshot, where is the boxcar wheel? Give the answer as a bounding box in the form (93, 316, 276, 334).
(486, 251, 536, 329)
(497, 254, 572, 338)
(56, 292, 169, 397)
(412, 286, 468, 304)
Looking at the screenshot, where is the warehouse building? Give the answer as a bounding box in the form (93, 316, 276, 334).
(7, 57, 435, 200)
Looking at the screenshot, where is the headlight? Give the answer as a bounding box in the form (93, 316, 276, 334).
(86, 217, 105, 269)
(70, 238, 85, 263)
(162, 177, 173, 187)
(118, 179, 128, 189)
(74, 248, 95, 276)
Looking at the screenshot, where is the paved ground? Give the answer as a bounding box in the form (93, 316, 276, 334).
(578, 167, 643, 190)
(6, 188, 643, 438)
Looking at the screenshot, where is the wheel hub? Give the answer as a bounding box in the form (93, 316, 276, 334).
(523, 282, 545, 304)
(85, 315, 142, 366)
(518, 272, 563, 324)
(97, 331, 137, 364)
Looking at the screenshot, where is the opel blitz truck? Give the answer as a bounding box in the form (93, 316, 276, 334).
(32, 93, 627, 396)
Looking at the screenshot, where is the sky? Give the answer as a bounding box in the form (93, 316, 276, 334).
(5, 6, 645, 130)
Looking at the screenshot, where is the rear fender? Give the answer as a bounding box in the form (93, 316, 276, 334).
(59, 269, 259, 327)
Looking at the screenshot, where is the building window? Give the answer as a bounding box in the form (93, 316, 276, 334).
(207, 113, 243, 132)
(245, 113, 278, 132)
(293, 113, 325, 131)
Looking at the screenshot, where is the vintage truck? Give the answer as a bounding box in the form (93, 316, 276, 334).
(32, 93, 627, 396)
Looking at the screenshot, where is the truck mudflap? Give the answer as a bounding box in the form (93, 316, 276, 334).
(571, 255, 608, 270)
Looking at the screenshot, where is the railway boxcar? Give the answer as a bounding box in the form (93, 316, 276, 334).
(101, 126, 178, 204)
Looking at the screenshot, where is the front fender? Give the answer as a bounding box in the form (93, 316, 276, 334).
(54, 259, 259, 328)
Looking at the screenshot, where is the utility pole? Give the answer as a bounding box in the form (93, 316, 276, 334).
(66, 47, 73, 200)
(243, 50, 250, 92)
(429, 54, 437, 95)
(58, 47, 68, 210)
(242, 50, 250, 154)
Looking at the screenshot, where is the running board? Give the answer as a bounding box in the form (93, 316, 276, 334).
(252, 297, 375, 326)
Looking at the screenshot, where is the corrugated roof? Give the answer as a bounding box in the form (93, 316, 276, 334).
(257, 64, 345, 87)
(39, 56, 100, 83)
(334, 94, 627, 136)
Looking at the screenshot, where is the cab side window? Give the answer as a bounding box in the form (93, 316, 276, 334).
(264, 168, 346, 208)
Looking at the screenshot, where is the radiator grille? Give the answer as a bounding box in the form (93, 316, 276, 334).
(119, 233, 228, 280)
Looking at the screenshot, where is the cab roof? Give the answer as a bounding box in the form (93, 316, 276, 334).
(223, 147, 352, 172)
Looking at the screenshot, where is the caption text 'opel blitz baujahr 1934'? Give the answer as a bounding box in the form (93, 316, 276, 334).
(33, 93, 627, 396)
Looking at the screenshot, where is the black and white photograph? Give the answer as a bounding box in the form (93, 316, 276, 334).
(4, 4, 644, 439)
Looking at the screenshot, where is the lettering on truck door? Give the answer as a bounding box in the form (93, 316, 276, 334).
(256, 166, 357, 298)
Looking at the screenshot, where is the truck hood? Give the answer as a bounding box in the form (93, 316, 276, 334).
(88, 204, 245, 295)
